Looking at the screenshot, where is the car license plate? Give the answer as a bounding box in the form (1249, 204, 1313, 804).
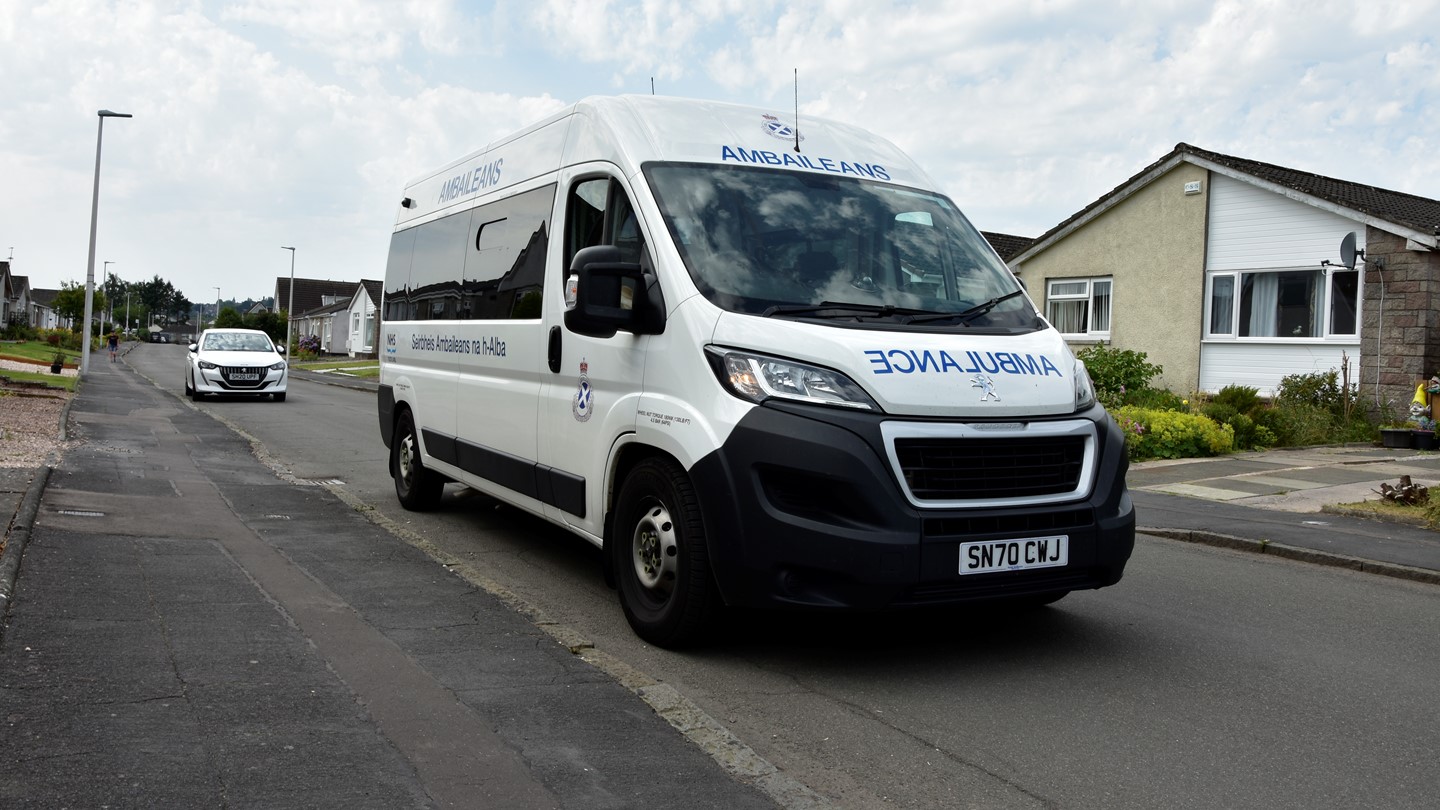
(959, 536, 1068, 575)
(230, 372, 259, 381)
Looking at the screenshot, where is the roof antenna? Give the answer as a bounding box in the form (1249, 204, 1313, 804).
(793, 68, 801, 153)
(650, 77, 655, 95)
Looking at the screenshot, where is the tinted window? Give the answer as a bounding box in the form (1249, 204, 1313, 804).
(382, 228, 417, 321)
(385, 184, 555, 322)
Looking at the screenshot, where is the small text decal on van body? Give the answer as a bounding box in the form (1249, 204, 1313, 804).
(720, 146, 890, 181)
(438, 158, 503, 204)
(864, 349, 1063, 378)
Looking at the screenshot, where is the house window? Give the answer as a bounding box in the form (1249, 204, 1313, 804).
(1046, 277, 1111, 337)
(1207, 268, 1358, 338)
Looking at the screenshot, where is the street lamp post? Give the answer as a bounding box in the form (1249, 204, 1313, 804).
(281, 246, 296, 361)
(213, 287, 220, 329)
(103, 260, 115, 329)
(81, 109, 131, 375)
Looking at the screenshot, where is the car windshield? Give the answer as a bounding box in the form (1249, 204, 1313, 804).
(203, 333, 274, 352)
(643, 162, 1036, 329)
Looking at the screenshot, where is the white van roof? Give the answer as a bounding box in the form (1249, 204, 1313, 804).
(394, 95, 938, 228)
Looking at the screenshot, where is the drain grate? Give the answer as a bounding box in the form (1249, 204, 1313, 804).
(296, 478, 343, 486)
(56, 509, 106, 517)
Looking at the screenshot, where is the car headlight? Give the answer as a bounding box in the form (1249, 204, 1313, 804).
(197, 360, 218, 369)
(707, 348, 878, 410)
(1074, 358, 1096, 410)
(269, 361, 286, 371)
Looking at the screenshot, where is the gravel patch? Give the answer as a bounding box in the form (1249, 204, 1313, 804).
(0, 388, 69, 469)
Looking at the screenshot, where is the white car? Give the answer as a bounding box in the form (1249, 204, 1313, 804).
(184, 328, 288, 402)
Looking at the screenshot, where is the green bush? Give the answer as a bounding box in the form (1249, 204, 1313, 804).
(1213, 384, 1262, 414)
(1077, 345, 1163, 409)
(1257, 403, 1333, 446)
(1275, 370, 1357, 417)
(1124, 386, 1187, 411)
(1115, 406, 1235, 460)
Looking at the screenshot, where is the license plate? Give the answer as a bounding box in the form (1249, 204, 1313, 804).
(959, 536, 1068, 575)
(230, 372, 259, 381)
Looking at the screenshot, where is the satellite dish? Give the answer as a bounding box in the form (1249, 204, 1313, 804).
(1340, 232, 1357, 270)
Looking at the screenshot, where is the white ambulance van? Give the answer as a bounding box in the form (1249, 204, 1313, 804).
(378, 95, 1134, 646)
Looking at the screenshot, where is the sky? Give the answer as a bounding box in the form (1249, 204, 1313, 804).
(2, 0, 1437, 305)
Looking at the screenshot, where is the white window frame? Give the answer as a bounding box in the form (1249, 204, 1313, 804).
(1046, 276, 1112, 339)
(1205, 266, 1360, 341)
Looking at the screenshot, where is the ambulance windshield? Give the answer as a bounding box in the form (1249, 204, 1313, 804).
(644, 163, 1036, 329)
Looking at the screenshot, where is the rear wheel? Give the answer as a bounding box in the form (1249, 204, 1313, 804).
(391, 411, 442, 510)
(611, 457, 715, 647)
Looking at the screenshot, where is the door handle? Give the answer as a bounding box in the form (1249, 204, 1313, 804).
(548, 326, 561, 373)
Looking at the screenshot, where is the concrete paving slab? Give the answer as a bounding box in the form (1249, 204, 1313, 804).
(1147, 483, 1262, 501)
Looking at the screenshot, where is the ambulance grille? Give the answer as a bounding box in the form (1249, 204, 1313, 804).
(893, 436, 1086, 500)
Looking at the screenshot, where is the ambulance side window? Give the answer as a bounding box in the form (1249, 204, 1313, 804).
(564, 178, 647, 272)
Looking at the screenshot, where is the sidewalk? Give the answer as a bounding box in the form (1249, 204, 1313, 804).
(1129, 445, 1440, 583)
(0, 353, 782, 808)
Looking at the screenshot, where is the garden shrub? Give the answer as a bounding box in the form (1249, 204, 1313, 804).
(1213, 384, 1262, 415)
(1256, 402, 1335, 447)
(1275, 370, 1357, 417)
(1124, 386, 1187, 411)
(1115, 406, 1234, 460)
(1077, 345, 1163, 409)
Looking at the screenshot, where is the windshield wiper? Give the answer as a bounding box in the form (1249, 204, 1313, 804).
(761, 301, 936, 320)
(903, 290, 1026, 325)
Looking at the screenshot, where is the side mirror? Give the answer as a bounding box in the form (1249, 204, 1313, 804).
(188, 343, 197, 353)
(563, 245, 665, 338)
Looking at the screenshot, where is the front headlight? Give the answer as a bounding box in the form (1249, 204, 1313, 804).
(1074, 358, 1096, 410)
(707, 348, 878, 410)
(269, 361, 286, 371)
(197, 360, 219, 370)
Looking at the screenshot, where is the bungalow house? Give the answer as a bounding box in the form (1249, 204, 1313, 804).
(7, 274, 34, 328)
(296, 297, 351, 355)
(29, 288, 66, 329)
(345, 280, 382, 359)
(0, 261, 12, 326)
(274, 277, 361, 349)
(1009, 143, 1440, 414)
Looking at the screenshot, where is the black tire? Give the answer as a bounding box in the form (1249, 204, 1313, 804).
(611, 457, 715, 647)
(183, 375, 193, 398)
(273, 392, 286, 402)
(391, 411, 442, 510)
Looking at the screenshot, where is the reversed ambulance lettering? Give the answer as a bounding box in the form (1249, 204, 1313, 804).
(865, 349, 1063, 377)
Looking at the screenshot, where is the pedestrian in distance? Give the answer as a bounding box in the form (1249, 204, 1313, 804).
(108, 332, 119, 363)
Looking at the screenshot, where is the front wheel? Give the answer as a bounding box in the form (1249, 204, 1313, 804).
(391, 411, 442, 510)
(272, 392, 286, 402)
(611, 457, 715, 647)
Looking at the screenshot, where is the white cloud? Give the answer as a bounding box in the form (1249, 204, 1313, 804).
(1, 0, 1436, 300)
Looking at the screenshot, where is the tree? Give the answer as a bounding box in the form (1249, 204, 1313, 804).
(215, 306, 244, 328)
(52, 281, 107, 327)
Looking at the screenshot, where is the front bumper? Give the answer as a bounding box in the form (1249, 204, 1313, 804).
(688, 400, 1134, 611)
(193, 365, 287, 395)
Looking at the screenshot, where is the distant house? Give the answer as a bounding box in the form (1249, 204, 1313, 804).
(7, 274, 34, 328)
(296, 296, 351, 355)
(1009, 143, 1440, 411)
(29, 288, 66, 329)
(245, 302, 269, 316)
(274, 277, 360, 348)
(0, 261, 13, 326)
(346, 280, 382, 358)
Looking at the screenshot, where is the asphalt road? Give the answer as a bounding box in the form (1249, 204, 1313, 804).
(131, 344, 1440, 809)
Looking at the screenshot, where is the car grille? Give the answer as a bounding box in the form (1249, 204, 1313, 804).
(219, 366, 266, 388)
(893, 436, 1086, 501)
